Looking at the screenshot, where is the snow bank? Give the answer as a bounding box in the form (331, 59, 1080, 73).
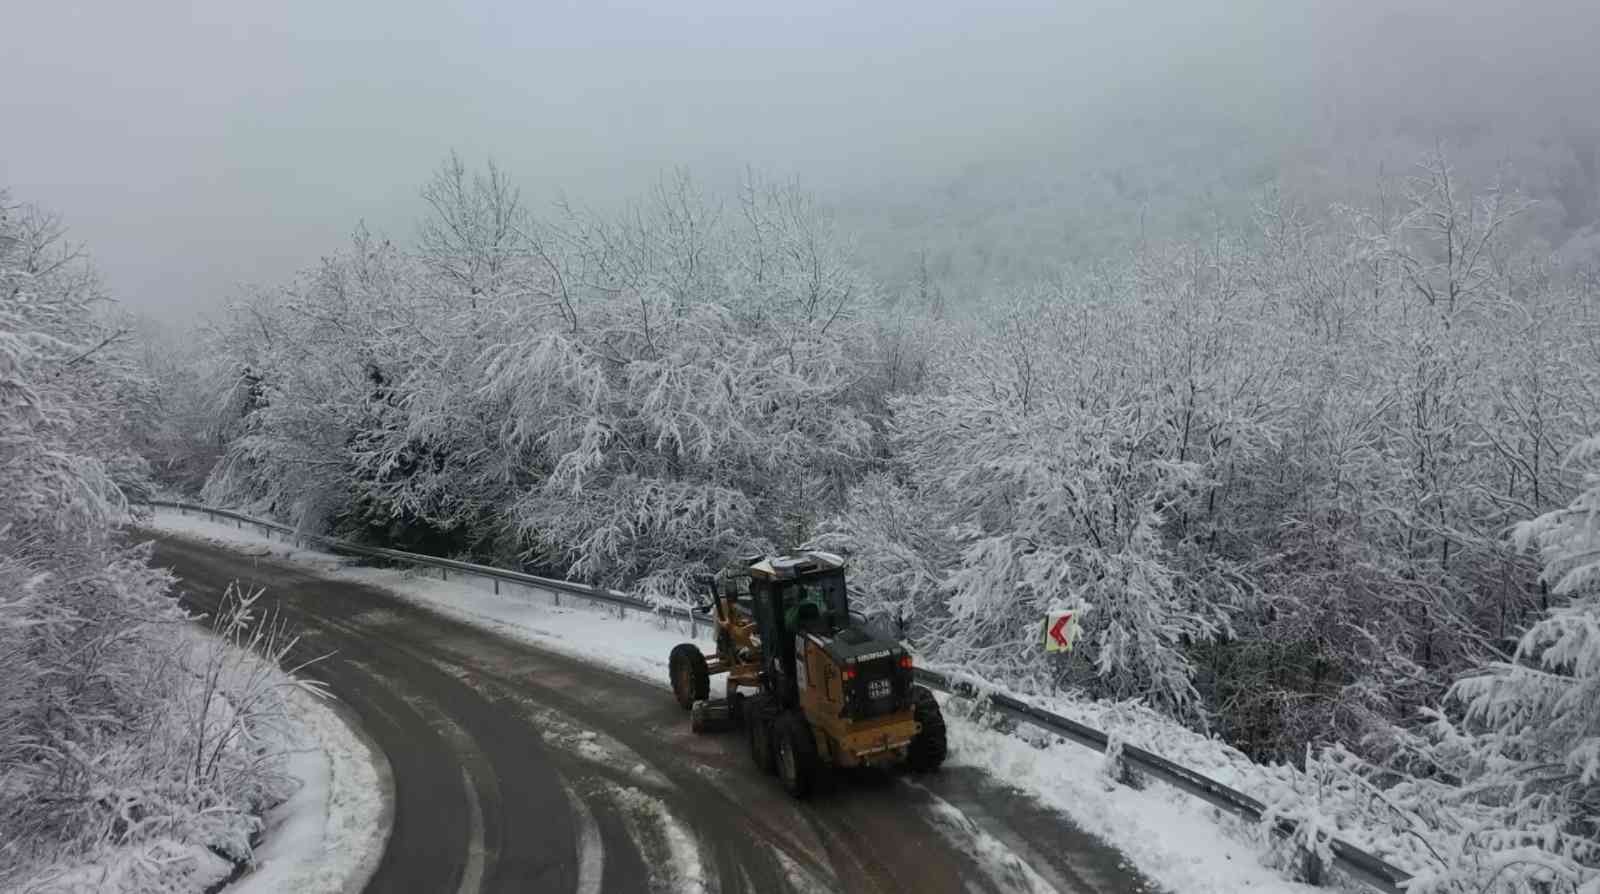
(19, 841, 235, 894)
(13, 604, 391, 894)
(923, 667, 1434, 879)
(935, 702, 1316, 893)
(144, 509, 1316, 894)
(230, 688, 391, 894)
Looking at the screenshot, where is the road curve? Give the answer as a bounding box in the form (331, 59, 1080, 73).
(149, 533, 1155, 894)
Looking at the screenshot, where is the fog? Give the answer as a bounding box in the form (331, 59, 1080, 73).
(4, 0, 1598, 317)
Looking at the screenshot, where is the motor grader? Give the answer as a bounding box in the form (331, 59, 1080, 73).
(667, 551, 946, 798)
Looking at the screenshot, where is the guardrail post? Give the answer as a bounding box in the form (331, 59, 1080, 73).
(1294, 846, 1326, 887)
(493, 579, 499, 595)
(1104, 737, 1145, 790)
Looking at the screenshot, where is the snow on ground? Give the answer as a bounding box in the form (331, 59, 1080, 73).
(773, 849, 838, 894)
(14, 601, 391, 894)
(144, 508, 1321, 894)
(19, 840, 235, 894)
(914, 786, 1059, 894)
(935, 704, 1317, 893)
(560, 778, 607, 894)
(230, 687, 391, 894)
(513, 699, 678, 791)
(925, 668, 1435, 878)
(601, 782, 715, 894)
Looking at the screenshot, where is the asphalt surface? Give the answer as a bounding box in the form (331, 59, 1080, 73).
(149, 533, 1155, 894)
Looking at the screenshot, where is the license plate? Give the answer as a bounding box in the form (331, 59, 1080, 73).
(867, 678, 891, 699)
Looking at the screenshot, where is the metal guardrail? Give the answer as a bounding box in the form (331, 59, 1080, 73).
(141, 499, 1413, 893)
(915, 669, 1412, 893)
(141, 499, 709, 634)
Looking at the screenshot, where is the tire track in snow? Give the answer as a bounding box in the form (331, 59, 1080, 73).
(422, 645, 817, 894)
(563, 778, 606, 894)
(427, 654, 678, 791)
(312, 625, 581, 890)
(910, 783, 1059, 894)
(773, 848, 839, 894)
(383, 686, 497, 893)
(600, 781, 718, 893)
(339, 654, 498, 893)
(456, 766, 488, 894)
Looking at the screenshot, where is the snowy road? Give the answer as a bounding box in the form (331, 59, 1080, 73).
(152, 534, 1154, 894)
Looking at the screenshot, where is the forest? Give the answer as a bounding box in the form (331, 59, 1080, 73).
(116, 143, 1600, 887)
(6, 136, 1599, 888)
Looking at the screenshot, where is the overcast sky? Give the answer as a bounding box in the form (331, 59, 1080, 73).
(5, 1, 1598, 318)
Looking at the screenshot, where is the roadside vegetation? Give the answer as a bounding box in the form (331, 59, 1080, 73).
(0, 191, 307, 890)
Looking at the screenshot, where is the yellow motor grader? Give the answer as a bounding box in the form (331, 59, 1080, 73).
(667, 552, 945, 798)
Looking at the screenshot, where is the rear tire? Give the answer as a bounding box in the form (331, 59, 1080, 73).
(746, 695, 776, 774)
(775, 712, 818, 798)
(669, 644, 710, 710)
(905, 686, 947, 773)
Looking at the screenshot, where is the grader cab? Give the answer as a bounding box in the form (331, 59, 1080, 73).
(667, 552, 946, 797)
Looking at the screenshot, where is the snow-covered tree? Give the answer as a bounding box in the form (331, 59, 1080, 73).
(170, 149, 1600, 763)
(1357, 436, 1600, 894)
(821, 293, 1253, 717)
(2, 189, 301, 888)
(193, 160, 881, 599)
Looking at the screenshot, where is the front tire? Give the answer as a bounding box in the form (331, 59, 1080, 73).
(905, 686, 947, 772)
(775, 712, 818, 798)
(669, 644, 710, 710)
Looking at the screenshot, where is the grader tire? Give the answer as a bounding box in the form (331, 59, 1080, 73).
(669, 644, 711, 710)
(905, 686, 948, 773)
(746, 695, 777, 775)
(775, 711, 819, 799)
